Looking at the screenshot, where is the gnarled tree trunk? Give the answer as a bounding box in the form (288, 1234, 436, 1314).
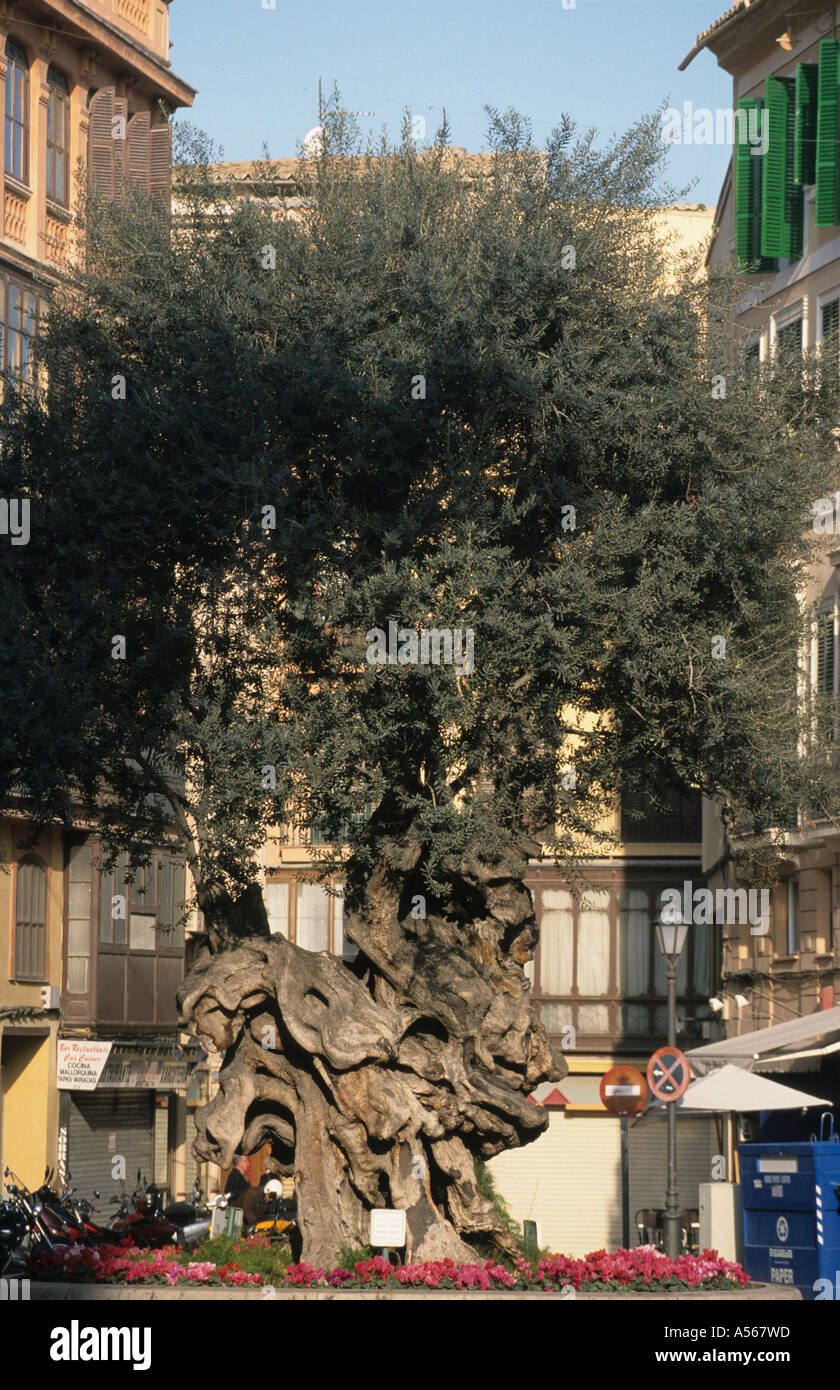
(178, 843, 565, 1266)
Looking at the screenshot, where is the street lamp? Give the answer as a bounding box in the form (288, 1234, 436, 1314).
(655, 898, 689, 1259)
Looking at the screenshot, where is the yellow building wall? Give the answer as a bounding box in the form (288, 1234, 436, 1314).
(0, 818, 63, 1182)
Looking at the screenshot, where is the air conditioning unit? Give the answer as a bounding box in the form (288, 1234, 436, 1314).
(40, 985, 60, 1010)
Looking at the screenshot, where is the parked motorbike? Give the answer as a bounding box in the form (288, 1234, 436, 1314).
(244, 1179, 297, 1245)
(34, 1167, 114, 1246)
(0, 1166, 67, 1276)
(106, 1170, 181, 1249)
(162, 1178, 213, 1249)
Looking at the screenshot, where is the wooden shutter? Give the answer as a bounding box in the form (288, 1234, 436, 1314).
(795, 61, 818, 185)
(15, 854, 47, 980)
(761, 75, 802, 258)
(87, 88, 128, 202)
(816, 39, 840, 225)
(127, 110, 151, 191)
(817, 611, 836, 694)
(735, 98, 775, 270)
(88, 87, 116, 198)
(149, 123, 171, 210)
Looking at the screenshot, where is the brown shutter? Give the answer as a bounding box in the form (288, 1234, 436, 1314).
(149, 122, 172, 210)
(87, 87, 116, 198)
(127, 110, 151, 191)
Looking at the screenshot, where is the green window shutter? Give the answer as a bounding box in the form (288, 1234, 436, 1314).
(795, 62, 818, 184)
(762, 75, 802, 257)
(816, 39, 840, 225)
(735, 98, 777, 272)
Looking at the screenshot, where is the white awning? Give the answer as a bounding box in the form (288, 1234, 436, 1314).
(684, 1006, 840, 1075)
(679, 1063, 830, 1113)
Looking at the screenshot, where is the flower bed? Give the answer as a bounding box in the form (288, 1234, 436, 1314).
(29, 1240, 749, 1292)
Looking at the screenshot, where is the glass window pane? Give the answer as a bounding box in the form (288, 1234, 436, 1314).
(539, 889, 574, 994)
(265, 881, 289, 937)
(618, 888, 649, 996)
(540, 1001, 573, 1032)
(578, 1003, 610, 1033)
(99, 867, 114, 943)
(130, 913, 156, 950)
(296, 882, 329, 952)
(577, 890, 611, 995)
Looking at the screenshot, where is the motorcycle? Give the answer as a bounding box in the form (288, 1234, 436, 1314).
(34, 1167, 114, 1246)
(107, 1170, 182, 1249)
(0, 1166, 67, 1277)
(162, 1178, 213, 1249)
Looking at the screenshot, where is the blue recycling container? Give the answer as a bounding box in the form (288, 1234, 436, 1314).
(739, 1140, 840, 1299)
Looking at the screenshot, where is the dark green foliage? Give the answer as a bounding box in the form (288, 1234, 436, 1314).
(0, 93, 835, 911)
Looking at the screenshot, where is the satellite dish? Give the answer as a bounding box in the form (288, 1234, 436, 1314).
(302, 126, 324, 157)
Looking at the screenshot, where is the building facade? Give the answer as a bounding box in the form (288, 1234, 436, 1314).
(681, 0, 840, 1124)
(0, 0, 193, 1197)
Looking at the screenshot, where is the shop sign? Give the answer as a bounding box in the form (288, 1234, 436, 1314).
(57, 1040, 113, 1091)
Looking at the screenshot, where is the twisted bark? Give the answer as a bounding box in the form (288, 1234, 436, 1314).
(178, 844, 565, 1265)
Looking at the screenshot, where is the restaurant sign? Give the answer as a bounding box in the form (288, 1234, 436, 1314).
(57, 1040, 113, 1091)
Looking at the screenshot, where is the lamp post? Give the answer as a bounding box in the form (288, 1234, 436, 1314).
(655, 900, 690, 1260)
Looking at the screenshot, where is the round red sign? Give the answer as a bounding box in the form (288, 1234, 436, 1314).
(646, 1046, 691, 1103)
(599, 1065, 648, 1116)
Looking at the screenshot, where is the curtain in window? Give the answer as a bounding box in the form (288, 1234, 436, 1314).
(265, 882, 289, 937)
(539, 889, 574, 995)
(296, 882, 329, 952)
(577, 890, 611, 995)
(618, 888, 649, 996)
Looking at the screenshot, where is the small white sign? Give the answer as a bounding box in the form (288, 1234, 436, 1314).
(370, 1208, 406, 1248)
(605, 1085, 641, 1096)
(57, 1040, 112, 1091)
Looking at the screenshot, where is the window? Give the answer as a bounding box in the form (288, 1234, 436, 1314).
(0, 275, 38, 388)
(822, 298, 839, 346)
(786, 877, 799, 955)
(621, 778, 702, 843)
(775, 316, 803, 363)
(743, 340, 761, 379)
(66, 843, 92, 994)
(817, 610, 836, 694)
(265, 881, 289, 937)
(99, 850, 185, 951)
(14, 853, 46, 980)
(264, 875, 347, 955)
(296, 882, 329, 952)
(536, 882, 713, 1041)
(4, 40, 28, 183)
(46, 66, 69, 206)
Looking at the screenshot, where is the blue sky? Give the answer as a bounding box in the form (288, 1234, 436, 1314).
(169, 0, 734, 205)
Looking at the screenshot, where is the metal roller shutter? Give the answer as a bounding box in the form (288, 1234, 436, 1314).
(67, 1090, 154, 1216)
(490, 1109, 719, 1257)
